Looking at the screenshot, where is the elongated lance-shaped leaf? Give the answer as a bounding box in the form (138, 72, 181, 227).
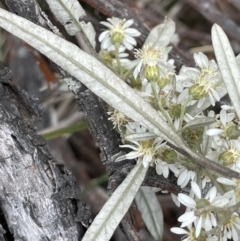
(125, 132, 158, 142)
(82, 162, 149, 241)
(202, 126, 213, 156)
(0, 9, 240, 179)
(212, 24, 240, 119)
(46, 0, 96, 48)
(144, 17, 175, 48)
(182, 117, 215, 130)
(0, 8, 185, 152)
(135, 187, 163, 241)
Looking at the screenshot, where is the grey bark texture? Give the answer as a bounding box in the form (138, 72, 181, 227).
(0, 62, 85, 240)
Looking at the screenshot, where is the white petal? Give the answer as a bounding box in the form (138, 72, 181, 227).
(101, 37, 112, 49)
(124, 35, 137, 45)
(124, 28, 141, 36)
(125, 151, 142, 159)
(210, 212, 217, 226)
(197, 97, 205, 108)
(204, 215, 212, 231)
(177, 88, 189, 103)
(178, 211, 195, 222)
(190, 171, 196, 180)
(170, 227, 188, 235)
(206, 186, 217, 203)
(210, 88, 220, 102)
(122, 19, 134, 28)
(142, 160, 150, 168)
(169, 164, 179, 176)
(196, 216, 203, 237)
(98, 30, 109, 42)
(123, 40, 134, 50)
(220, 109, 227, 125)
(107, 17, 120, 26)
(206, 128, 224, 136)
(171, 193, 180, 207)
(181, 216, 197, 227)
(119, 144, 139, 151)
(100, 21, 113, 28)
(163, 166, 169, 178)
(232, 226, 238, 241)
(177, 169, 188, 186)
(191, 181, 201, 199)
(211, 197, 229, 207)
(178, 194, 196, 208)
(217, 177, 237, 186)
(133, 62, 142, 79)
(142, 154, 152, 167)
(194, 52, 209, 69)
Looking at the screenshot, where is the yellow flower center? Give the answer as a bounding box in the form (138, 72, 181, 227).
(139, 139, 155, 157)
(134, 44, 163, 66)
(109, 20, 125, 45)
(110, 20, 125, 33)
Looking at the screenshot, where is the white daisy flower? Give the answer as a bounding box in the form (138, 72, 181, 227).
(107, 109, 130, 130)
(170, 226, 197, 241)
(116, 132, 166, 167)
(194, 52, 219, 78)
(133, 43, 175, 82)
(222, 212, 240, 241)
(99, 17, 141, 50)
(171, 226, 217, 241)
(178, 181, 228, 237)
(206, 108, 240, 147)
(177, 52, 221, 108)
(217, 140, 240, 170)
(217, 177, 240, 204)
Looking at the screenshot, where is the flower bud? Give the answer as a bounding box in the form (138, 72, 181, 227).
(111, 32, 124, 46)
(225, 126, 240, 140)
(157, 76, 170, 88)
(189, 84, 205, 100)
(170, 104, 181, 118)
(144, 65, 159, 82)
(219, 151, 235, 166)
(161, 149, 177, 164)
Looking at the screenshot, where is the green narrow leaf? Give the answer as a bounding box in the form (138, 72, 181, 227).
(80, 173, 108, 198)
(212, 24, 240, 119)
(135, 187, 163, 241)
(82, 162, 149, 241)
(40, 122, 87, 140)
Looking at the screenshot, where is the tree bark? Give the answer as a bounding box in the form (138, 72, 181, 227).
(0, 62, 86, 240)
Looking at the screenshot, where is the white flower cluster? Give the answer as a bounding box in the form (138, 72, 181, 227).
(99, 17, 240, 240)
